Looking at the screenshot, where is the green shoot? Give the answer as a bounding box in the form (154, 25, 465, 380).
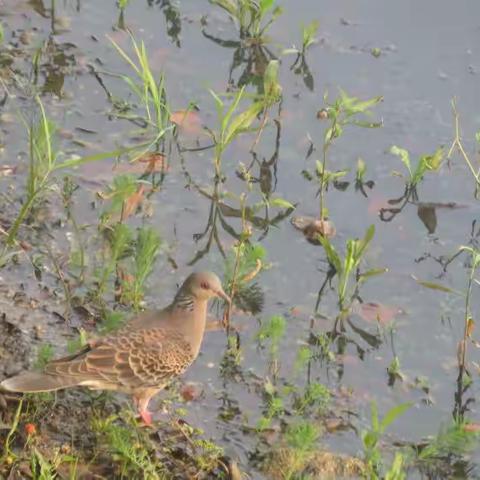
(256, 314, 286, 357)
(109, 34, 172, 142)
(319, 224, 382, 311)
(210, 86, 263, 176)
(390, 145, 443, 189)
(361, 401, 412, 477)
(209, 0, 283, 40)
(317, 89, 382, 220)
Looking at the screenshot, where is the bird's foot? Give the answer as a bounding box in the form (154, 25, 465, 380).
(139, 409, 153, 426)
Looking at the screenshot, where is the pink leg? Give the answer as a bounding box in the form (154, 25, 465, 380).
(133, 390, 156, 426)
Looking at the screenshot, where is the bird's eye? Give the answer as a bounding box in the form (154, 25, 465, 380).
(200, 282, 210, 290)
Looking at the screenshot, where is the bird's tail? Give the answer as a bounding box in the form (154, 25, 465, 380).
(0, 371, 80, 393)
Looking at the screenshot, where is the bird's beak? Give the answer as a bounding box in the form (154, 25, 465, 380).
(215, 287, 231, 304)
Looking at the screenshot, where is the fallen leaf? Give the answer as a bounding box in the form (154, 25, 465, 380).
(464, 423, 480, 433)
(121, 184, 146, 221)
(467, 318, 475, 338)
(367, 195, 390, 215)
(355, 302, 402, 325)
(0, 166, 17, 176)
(114, 152, 168, 175)
(291, 215, 336, 245)
(180, 382, 203, 402)
(170, 110, 202, 135)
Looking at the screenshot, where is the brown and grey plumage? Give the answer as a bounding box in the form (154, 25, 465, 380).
(0, 271, 230, 425)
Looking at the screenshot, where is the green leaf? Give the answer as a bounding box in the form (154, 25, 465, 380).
(358, 268, 388, 281)
(380, 402, 412, 432)
(269, 197, 295, 209)
(355, 224, 375, 263)
(415, 279, 461, 295)
(423, 147, 444, 171)
(209, 0, 238, 18)
(225, 101, 262, 145)
(319, 236, 342, 273)
(263, 60, 281, 99)
(53, 142, 152, 170)
(259, 0, 275, 15)
(390, 145, 412, 177)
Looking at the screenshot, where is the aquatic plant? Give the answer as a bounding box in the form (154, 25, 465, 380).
(316, 90, 382, 221)
(319, 224, 385, 312)
(210, 86, 263, 177)
(209, 0, 283, 40)
(109, 34, 173, 146)
(390, 145, 443, 191)
(284, 20, 319, 90)
(361, 401, 411, 478)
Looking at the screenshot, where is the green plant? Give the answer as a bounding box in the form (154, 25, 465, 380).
(131, 227, 162, 308)
(257, 314, 286, 357)
(390, 145, 443, 190)
(30, 449, 78, 480)
(447, 99, 480, 195)
(361, 401, 412, 478)
(109, 34, 173, 143)
(417, 419, 480, 462)
(97, 222, 133, 297)
(35, 344, 54, 369)
(1, 98, 141, 256)
(387, 356, 404, 385)
(209, 0, 283, 40)
(250, 59, 283, 150)
(210, 86, 263, 176)
(384, 452, 407, 480)
(120, 227, 162, 310)
(319, 225, 384, 311)
(294, 382, 331, 415)
(283, 422, 321, 479)
(93, 414, 164, 479)
(316, 90, 382, 220)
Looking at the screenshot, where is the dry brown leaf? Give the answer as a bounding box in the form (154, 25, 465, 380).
(170, 110, 202, 135)
(464, 423, 480, 432)
(467, 317, 475, 338)
(121, 184, 146, 221)
(0, 165, 17, 176)
(291, 215, 336, 245)
(179, 382, 203, 402)
(114, 152, 168, 175)
(355, 302, 402, 325)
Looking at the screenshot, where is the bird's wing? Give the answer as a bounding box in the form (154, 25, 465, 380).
(44, 328, 194, 389)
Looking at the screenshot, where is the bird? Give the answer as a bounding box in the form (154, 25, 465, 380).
(0, 271, 230, 425)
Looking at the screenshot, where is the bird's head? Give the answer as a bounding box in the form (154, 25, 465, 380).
(182, 271, 231, 303)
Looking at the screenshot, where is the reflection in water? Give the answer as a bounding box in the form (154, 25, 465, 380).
(202, 29, 276, 91)
(236, 118, 281, 199)
(290, 52, 314, 91)
(147, 0, 182, 47)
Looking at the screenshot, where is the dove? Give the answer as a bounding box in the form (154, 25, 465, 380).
(0, 271, 230, 425)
